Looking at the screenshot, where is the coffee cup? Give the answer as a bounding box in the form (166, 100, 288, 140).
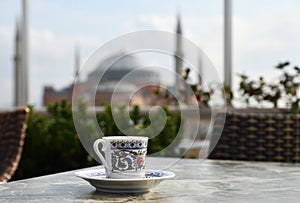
(93, 136, 148, 179)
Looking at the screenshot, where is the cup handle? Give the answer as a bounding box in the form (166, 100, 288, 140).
(93, 139, 109, 170)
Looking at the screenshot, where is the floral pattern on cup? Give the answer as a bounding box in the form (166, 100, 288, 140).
(111, 149, 147, 172)
(110, 140, 148, 149)
(93, 136, 148, 178)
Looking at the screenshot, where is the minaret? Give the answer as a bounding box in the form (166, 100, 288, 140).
(14, 21, 22, 107)
(15, 0, 29, 107)
(224, 0, 232, 90)
(21, 0, 29, 106)
(74, 46, 80, 82)
(198, 53, 203, 86)
(174, 13, 183, 92)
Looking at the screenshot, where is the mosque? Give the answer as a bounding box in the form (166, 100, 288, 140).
(14, 13, 188, 107)
(43, 52, 162, 106)
(14, 2, 233, 108)
(42, 15, 186, 107)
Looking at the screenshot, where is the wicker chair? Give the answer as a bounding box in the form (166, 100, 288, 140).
(209, 111, 300, 163)
(0, 108, 29, 182)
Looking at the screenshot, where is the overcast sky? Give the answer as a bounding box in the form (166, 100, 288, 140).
(1, 0, 300, 108)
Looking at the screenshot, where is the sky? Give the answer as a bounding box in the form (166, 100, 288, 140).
(1, 0, 300, 108)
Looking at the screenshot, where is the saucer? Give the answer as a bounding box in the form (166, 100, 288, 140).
(74, 168, 175, 193)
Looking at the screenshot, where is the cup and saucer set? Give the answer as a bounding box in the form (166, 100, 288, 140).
(74, 136, 175, 193)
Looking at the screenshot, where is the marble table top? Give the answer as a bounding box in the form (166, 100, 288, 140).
(1, 157, 300, 202)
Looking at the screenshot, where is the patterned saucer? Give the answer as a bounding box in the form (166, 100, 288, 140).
(74, 168, 175, 193)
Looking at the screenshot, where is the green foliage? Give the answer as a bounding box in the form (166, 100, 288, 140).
(183, 68, 212, 106)
(131, 105, 141, 125)
(149, 67, 215, 106)
(291, 99, 300, 114)
(238, 61, 300, 113)
(13, 100, 96, 180)
(13, 101, 182, 180)
(96, 104, 124, 135)
(223, 85, 234, 106)
(97, 105, 182, 155)
(145, 106, 181, 156)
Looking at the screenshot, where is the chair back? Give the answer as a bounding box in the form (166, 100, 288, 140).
(0, 108, 29, 182)
(209, 111, 300, 163)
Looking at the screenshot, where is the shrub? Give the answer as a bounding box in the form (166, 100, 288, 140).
(13, 101, 182, 180)
(13, 101, 96, 180)
(97, 104, 182, 155)
(238, 61, 300, 113)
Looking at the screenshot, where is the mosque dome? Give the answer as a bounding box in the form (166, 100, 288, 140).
(97, 81, 138, 92)
(87, 53, 160, 85)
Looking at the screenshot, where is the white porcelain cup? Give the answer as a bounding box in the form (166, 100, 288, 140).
(93, 136, 148, 179)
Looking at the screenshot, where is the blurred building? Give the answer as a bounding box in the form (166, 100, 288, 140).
(43, 15, 185, 107)
(43, 52, 162, 106)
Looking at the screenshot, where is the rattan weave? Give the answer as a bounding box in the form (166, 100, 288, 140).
(0, 108, 29, 182)
(209, 111, 300, 162)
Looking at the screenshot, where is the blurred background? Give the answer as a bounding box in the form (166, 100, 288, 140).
(2, 0, 300, 181)
(1, 0, 300, 109)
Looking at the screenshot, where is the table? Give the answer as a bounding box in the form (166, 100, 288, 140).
(1, 157, 300, 202)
